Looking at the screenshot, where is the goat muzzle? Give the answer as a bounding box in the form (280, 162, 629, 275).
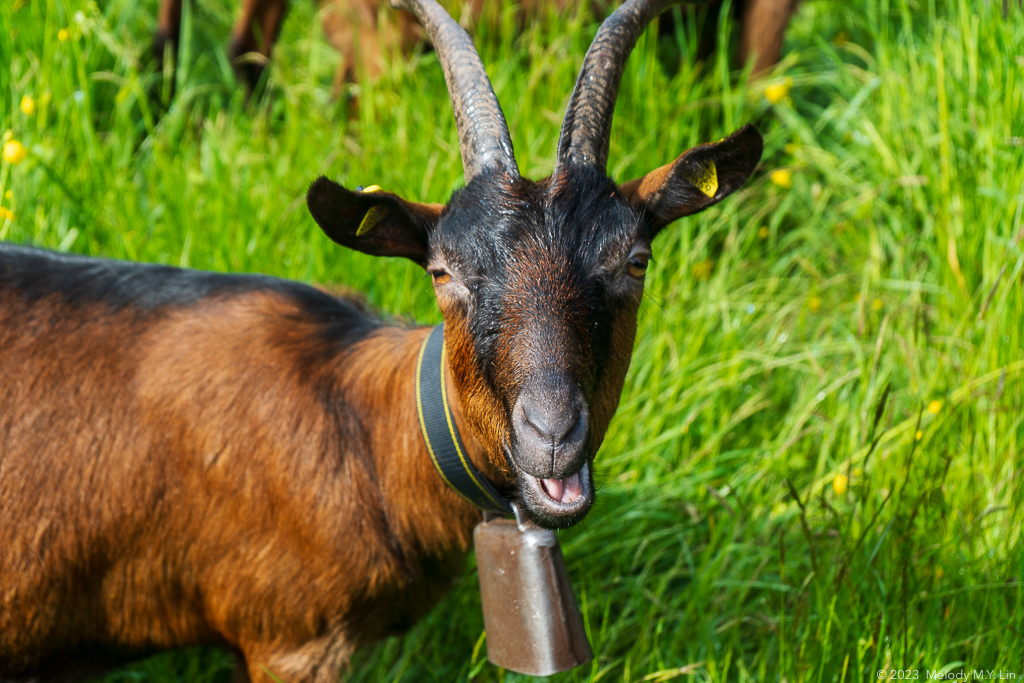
(510, 378, 589, 480)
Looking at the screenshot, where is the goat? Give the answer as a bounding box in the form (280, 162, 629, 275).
(155, 0, 574, 93)
(154, 0, 798, 93)
(1, 0, 763, 680)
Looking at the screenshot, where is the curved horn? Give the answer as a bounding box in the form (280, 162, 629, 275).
(391, 0, 518, 182)
(554, 0, 693, 176)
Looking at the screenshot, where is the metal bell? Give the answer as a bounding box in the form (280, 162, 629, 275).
(473, 507, 594, 676)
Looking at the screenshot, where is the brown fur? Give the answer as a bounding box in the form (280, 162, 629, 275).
(738, 0, 800, 74)
(317, 0, 576, 93)
(321, 0, 423, 92)
(154, 0, 797, 94)
(228, 0, 291, 88)
(620, 160, 674, 205)
(441, 301, 518, 479)
(1, 45, 763, 682)
(0, 287, 484, 681)
(587, 301, 640, 450)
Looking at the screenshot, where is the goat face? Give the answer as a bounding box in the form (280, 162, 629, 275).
(430, 168, 644, 528)
(306, 172, 636, 528)
(307, 0, 763, 528)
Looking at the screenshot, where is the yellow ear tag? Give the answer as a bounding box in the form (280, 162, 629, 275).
(687, 160, 718, 198)
(357, 205, 388, 236)
(361, 185, 382, 193)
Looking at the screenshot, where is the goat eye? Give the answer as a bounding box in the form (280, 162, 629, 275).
(430, 270, 452, 285)
(627, 257, 649, 279)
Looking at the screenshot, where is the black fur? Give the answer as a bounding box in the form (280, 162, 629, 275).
(435, 168, 638, 402)
(0, 243, 381, 347)
(0, 244, 302, 310)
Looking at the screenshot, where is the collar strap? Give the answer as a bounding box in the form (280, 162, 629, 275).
(415, 324, 514, 515)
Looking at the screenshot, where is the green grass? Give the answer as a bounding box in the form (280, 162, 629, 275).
(2, 0, 1023, 680)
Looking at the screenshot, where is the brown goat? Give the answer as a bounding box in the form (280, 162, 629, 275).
(3, 0, 763, 680)
(154, 0, 798, 92)
(154, 0, 514, 92)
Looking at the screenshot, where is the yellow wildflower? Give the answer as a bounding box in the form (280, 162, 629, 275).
(20, 95, 35, 116)
(833, 474, 848, 496)
(3, 140, 28, 165)
(692, 260, 714, 281)
(872, 298, 883, 311)
(784, 143, 797, 155)
(808, 296, 822, 312)
(4, 190, 11, 200)
(928, 400, 942, 415)
(770, 169, 792, 189)
(757, 226, 770, 239)
(0, 207, 14, 222)
(58, 28, 70, 41)
(764, 78, 792, 104)
(915, 430, 923, 441)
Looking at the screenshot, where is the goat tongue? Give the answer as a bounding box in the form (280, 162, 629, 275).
(541, 473, 582, 504)
(541, 477, 563, 501)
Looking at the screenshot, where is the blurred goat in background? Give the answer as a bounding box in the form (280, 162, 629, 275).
(154, 0, 800, 94)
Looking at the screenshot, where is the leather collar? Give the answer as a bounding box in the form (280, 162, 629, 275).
(415, 324, 514, 515)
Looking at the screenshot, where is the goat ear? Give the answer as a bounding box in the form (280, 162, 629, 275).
(306, 177, 443, 267)
(619, 124, 763, 235)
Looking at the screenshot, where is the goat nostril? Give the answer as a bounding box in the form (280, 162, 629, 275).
(560, 411, 582, 444)
(520, 401, 582, 447)
(519, 403, 545, 439)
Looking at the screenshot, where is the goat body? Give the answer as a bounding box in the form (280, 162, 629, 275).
(0, 245, 487, 681)
(4, 0, 765, 678)
(155, 0, 798, 93)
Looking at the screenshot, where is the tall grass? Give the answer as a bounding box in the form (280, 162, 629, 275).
(1, 0, 1022, 680)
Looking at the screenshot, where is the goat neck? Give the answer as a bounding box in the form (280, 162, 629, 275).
(339, 325, 507, 550)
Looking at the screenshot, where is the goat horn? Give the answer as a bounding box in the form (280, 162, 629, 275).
(554, 0, 698, 176)
(391, 0, 519, 182)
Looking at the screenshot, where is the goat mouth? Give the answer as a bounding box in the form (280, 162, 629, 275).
(540, 472, 583, 504)
(513, 460, 593, 529)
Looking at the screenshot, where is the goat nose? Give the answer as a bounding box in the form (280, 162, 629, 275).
(511, 382, 589, 479)
(520, 399, 580, 447)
